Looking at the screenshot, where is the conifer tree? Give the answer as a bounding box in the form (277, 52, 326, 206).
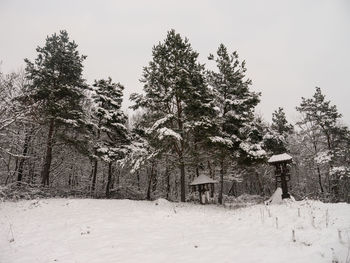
(297, 87, 341, 152)
(265, 107, 293, 154)
(296, 87, 346, 198)
(207, 44, 265, 203)
(24, 30, 88, 186)
(130, 29, 216, 202)
(90, 77, 129, 196)
(272, 107, 293, 135)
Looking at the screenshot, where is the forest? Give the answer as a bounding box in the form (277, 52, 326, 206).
(1, 29, 349, 203)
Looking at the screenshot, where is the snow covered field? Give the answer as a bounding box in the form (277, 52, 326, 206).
(0, 199, 349, 263)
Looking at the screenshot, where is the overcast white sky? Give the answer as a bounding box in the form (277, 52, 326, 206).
(1, 0, 349, 124)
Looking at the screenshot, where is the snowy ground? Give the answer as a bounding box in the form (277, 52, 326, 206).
(0, 199, 349, 263)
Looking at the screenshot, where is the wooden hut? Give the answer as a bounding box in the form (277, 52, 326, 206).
(190, 175, 218, 204)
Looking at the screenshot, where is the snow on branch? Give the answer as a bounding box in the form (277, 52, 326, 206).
(115, 135, 156, 174)
(146, 114, 174, 134)
(209, 136, 233, 147)
(56, 117, 79, 127)
(239, 142, 266, 158)
(0, 118, 17, 132)
(0, 145, 30, 159)
(224, 98, 249, 106)
(158, 127, 182, 141)
(314, 151, 332, 165)
(330, 166, 350, 179)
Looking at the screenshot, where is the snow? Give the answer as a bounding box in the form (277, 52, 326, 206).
(1, 199, 350, 263)
(209, 136, 234, 146)
(330, 166, 350, 178)
(147, 114, 173, 134)
(314, 151, 332, 165)
(97, 147, 109, 154)
(268, 153, 293, 163)
(158, 127, 182, 141)
(56, 118, 79, 127)
(224, 98, 249, 106)
(265, 187, 283, 205)
(239, 142, 267, 158)
(331, 166, 347, 174)
(190, 175, 218, 185)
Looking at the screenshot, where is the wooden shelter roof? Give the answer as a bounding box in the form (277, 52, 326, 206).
(268, 153, 293, 164)
(190, 175, 218, 186)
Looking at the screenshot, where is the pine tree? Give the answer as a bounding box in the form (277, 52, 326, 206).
(272, 107, 293, 135)
(207, 44, 265, 204)
(90, 77, 129, 196)
(24, 30, 88, 186)
(265, 107, 293, 154)
(296, 87, 347, 199)
(130, 29, 216, 202)
(297, 87, 341, 151)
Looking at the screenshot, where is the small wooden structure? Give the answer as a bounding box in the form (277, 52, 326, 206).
(268, 153, 293, 199)
(190, 175, 218, 204)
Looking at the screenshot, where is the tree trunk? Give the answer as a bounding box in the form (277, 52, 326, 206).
(176, 96, 186, 202)
(5, 145, 15, 185)
(106, 162, 113, 198)
(219, 157, 224, 204)
(166, 160, 170, 200)
(255, 170, 264, 194)
(208, 160, 214, 178)
(116, 169, 120, 186)
(91, 158, 98, 193)
(152, 164, 158, 193)
(146, 162, 155, 200)
(180, 157, 186, 202)
(28, 163, 35, 184)
(17, 129, 32, 182)
(317, 166, 324, 193)
(91, 119, 101, 193)
(136, 170, 140, 190)
(41, 119, 55, 186)
(194, 142, 200, 181)
(312, 139, 324, 194)
(325, 133, 339, 199)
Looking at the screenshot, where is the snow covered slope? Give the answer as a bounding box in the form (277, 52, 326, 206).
(0, 199, 349, 263)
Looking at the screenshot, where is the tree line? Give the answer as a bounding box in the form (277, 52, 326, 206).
(0, 29, 349, 202)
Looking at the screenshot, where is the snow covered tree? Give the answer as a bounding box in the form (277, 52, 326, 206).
(0, 70, 27, 183)
(297, 87, 341, 152)
(296, 87, 349, 199)
(207, 44, 265, 203)
(326, 125, 350, 200)
(130, 29, 216, 202)
(24, 30, 88, 186)
(264, 107, 294, 154)
(272, 107, 293, 135)
(90, 77, 129, 196)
